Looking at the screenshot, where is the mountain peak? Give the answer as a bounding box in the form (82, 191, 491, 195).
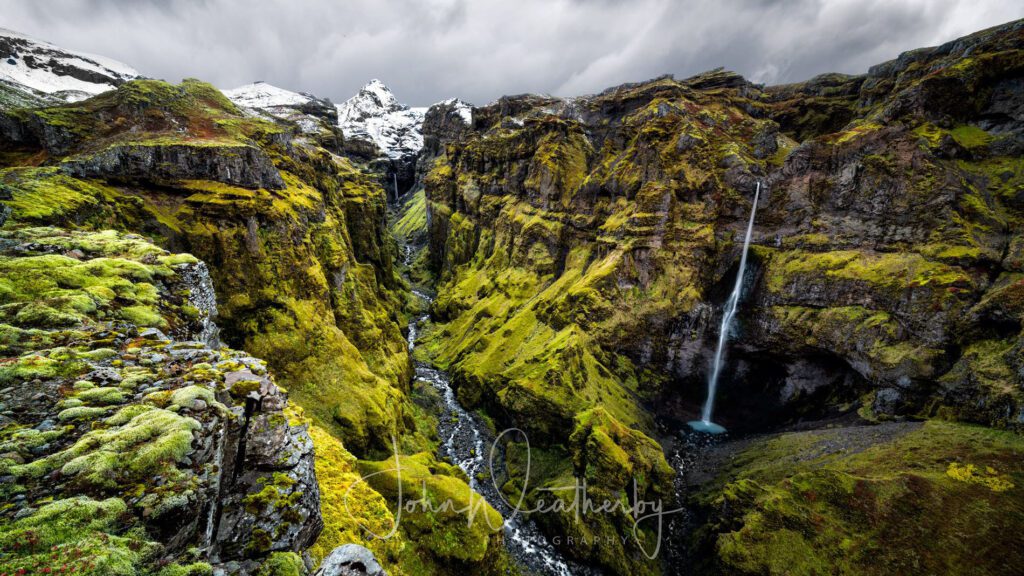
(336, 80, 424, 160)
(351, 78, 400, 113)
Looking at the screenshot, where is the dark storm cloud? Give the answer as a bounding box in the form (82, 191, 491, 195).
(1, 0, 1019, 106)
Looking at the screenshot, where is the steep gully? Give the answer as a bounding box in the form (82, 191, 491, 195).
(400, 242, 589, 576)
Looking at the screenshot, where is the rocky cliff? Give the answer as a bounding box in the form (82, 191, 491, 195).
(0, 78, 412, 458)
(0, 227, 320, 575)
(418, 18, 1024, 575)
(0, 71, 517, 576)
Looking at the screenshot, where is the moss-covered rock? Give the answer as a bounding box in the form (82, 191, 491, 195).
(356, 452, 505, 568)
(511, 408, 673, 575)
(692, 421, 1024, 575)
(0, 227, 322, 574)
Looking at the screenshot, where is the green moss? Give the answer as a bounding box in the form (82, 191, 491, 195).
(392, 189, 428, 240)
(307, 424, 404, 567)
(357, 452, 504, 564)
(698, 421, 1024, 576)
(0, 496, 161, 575)
(119, 305, 167, 328)
(0, 167, 121, 224)
(765, 249, 973, 293)
(75, 386, 127, 406)
(949, 125, 993, 149)
(832, 120, 883, 144)
(156, 563, 214, 576)
(0, 353, 89, 386)
(0, 228, 201, 337)
(57, 406, 112, 422)
(256, 552, 304, 576)
(913, 122, 946, 147)
(553, 408, 674, 574)
(15, 405, 200, 489)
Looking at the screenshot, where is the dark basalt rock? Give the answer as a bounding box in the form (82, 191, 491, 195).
(411, 98, 474, 194)
(60, 143, 286, 190)
(0, 108, 79, 155)
(295, 96, 339, 124)
(209, 376, 323, 563)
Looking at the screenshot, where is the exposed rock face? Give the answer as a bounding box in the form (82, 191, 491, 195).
(176, 260, 222, 348)
(61, 143, 286, 190)
(0, 227, 321, 575)
(413, 98, 473, 193)
(209, 368, 322, 564)
(314, 544, 386, 576)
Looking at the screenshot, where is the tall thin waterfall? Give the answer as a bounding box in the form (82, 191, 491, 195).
(394, 173, 400, 199)
(689, 182, 760, 434)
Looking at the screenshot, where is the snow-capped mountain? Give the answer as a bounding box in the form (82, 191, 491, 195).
(336, 79, 427, 160)
(221, 81, 339, 136)
(0, 28, 138, 102)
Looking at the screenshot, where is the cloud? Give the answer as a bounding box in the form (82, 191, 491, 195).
(1, 0, 1019, 105)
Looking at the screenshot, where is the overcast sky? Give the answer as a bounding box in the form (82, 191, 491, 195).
(2, 0, 1020, 106)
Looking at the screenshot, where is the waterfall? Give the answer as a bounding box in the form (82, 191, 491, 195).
(689, 182, 760, 434)
(394, 173, 399, 199)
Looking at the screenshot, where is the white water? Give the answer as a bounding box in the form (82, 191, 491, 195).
(690, 182, 760, 434)
(407, 292, 580, 575)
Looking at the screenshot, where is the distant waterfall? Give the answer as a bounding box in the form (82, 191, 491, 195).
(690, 182, 760, 434)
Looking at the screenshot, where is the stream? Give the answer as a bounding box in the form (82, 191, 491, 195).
(406, 288, 590, 575)
(397, 235, 736, 575)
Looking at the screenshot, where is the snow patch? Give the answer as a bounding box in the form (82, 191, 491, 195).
(440, 98, 473, 125)
(0, 28, 137, 99)
(222, 81, 313, 109)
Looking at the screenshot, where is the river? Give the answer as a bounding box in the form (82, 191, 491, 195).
(406, 286, 592, 575)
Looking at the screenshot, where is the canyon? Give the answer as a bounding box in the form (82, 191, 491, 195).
(0, 17, 1023, 576)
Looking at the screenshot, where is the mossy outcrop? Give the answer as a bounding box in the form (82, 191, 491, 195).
(356, 451, 511, 574)
(690, 421, 1024, 575)
(0, 227, 321, 575)
(498, 408, 673, 575)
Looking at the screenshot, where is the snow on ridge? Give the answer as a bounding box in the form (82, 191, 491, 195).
(439, 98, 473, 125)
(0, 28, 138, 99)
(337, 79, 425, 160)
(222, 81, 314, 109)
(361, 78, 399, 110)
